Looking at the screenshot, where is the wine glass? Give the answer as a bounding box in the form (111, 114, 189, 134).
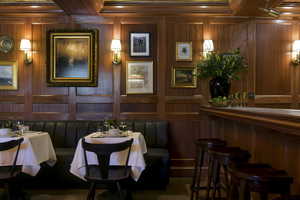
(119, 121, 127, 132)
(16, 120, 24, 135)
(103, 120, 110, 134)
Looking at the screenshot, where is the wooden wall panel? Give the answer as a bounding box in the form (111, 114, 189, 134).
(77, 103, 113, 113)
(120, 24, 157, 95)
(166, 23, 203, 96)
(32, 104, 68, 113)
(255, 23, 292, 95)
(0, 23, 25, 96)
(0, 15, 298, 177)
(209, 22, 249, 94)
(209, 116, 300, 193)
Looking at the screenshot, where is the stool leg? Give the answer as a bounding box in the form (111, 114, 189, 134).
(223, 165, 230, 199)
(195, 149, 205, 200)
(228, 176, 239, 200)
(191, 147, 204, 200)
(212, 161, 221, 200)
(239, 180, 250, 200)
(206, 156, 214, 200)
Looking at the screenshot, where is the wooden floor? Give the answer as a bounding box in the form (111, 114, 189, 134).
(28, 178, 191, 200)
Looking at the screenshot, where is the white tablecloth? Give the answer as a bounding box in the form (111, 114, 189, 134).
(0, 132, 57, 176)
(70, 132, 147, 181)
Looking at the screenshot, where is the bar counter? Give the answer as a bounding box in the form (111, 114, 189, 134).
(199, 106, 300, 193)
(200, 106, 300, 136)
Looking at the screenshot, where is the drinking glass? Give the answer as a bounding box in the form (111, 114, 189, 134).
(103, 120, 110, 134)
(119, 121, 127, 132)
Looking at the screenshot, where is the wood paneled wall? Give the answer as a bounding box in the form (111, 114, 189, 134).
(0, 16, 299, 175)
(206, 115, 300, 193)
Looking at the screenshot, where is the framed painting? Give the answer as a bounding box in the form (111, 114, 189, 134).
(130, 32, 150, 57)
(176, 42, 192, 61)
(0, 61, 17, 90)
(171, 66, 197, 88)
(47, 30, 98, 87)
(126, 61, 153, 94)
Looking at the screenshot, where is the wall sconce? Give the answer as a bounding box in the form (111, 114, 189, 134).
(203, 40, 214, 58)
(292, 40, 300, 66)
(111, 39, 121, 64)
(20, 39, 32, 64)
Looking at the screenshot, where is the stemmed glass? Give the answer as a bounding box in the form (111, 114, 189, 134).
(103, 120, 110, 134)
(16, 120, 24, 135)
(119, 121, 127, 132)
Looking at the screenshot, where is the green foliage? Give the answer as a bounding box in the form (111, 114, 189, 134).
(197, 49, 247, 80)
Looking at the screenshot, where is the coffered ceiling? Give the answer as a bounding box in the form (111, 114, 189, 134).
(0, 0, 53, 2)
(0, 0, 300, 19)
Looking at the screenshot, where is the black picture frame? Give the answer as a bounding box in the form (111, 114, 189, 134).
(129, 32, 151, 57)
(47, 29, 98, 87)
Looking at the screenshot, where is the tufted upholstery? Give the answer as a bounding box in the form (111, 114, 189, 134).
(0, 120, 170, 189)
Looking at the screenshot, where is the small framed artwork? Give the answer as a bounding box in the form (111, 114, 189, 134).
(126, 61, 153, 94)
(47, 30, 98, 87)
(171, 66, 197, 88)
(130, 32, 150, 57)
(0, 61, 18, 90)
(176, 42, 192, 61)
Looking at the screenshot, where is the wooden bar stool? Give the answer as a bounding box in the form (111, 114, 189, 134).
(228, 164, 293, 200)
(190, 139, 227, 200)
(206, 147, 251, 200)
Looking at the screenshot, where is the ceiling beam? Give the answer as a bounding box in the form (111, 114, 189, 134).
(229, 0, 283, 16)
(52, 0, 103, 15)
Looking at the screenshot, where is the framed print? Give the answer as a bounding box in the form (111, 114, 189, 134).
(130, 33, 150, 57)
(47, 30, 98, 87)
(0, 61, 17, 90)
(176, 42, 192, 61)
(171, 66, 197, 88)
(126, 61, 153, 94)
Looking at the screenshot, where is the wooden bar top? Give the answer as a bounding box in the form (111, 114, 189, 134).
(199, 106, 300, 136)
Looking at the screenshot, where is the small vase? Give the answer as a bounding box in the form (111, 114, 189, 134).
(209, 77, 231, 98)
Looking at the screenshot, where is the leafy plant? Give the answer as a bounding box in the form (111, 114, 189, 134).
(197, 48, 247, 80)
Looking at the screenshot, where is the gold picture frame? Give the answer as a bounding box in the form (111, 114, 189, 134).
(126, 61, 154, 94)
(47, 30, 98, 87)
(171, 66, 197, 88)
(0, 61, 18, 90)
(176, 42, 192, 61)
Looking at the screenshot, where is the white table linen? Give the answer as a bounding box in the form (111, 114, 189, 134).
(70, 132, 147, 181)
(0, 132, 57, 176)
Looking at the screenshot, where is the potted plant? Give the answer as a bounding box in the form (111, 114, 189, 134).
(197, 48, 247, 98)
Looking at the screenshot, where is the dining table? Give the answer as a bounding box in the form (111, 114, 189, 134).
(70, 131, 147, 182)
(0, 131, 57, 176)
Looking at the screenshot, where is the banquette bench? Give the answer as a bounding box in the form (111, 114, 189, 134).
(0, 120, 170, 189)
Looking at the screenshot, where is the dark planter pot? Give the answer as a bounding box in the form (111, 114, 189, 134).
(209, 77, 231, 98)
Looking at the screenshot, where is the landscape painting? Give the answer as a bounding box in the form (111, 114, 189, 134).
(47, 30, 98, 87)
(0, 61, 17, 90)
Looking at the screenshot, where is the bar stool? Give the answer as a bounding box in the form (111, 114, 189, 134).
(190, 139, 227, 200)
(228, 164, 293, 200)
(206, 147, 251, 200)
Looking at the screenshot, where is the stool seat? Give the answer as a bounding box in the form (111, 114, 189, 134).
(228, 164, 293, 200)
(231, 165, 293, 183)
(274, 195, 300, 200)
(208, 147, 251, 165)
(196, 138, 227, 149)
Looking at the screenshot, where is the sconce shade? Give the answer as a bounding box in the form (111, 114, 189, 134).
(203, 40, 214, 52)
(20, 39, 31, 51)
(293, 40, 300, 52)
(111, 39, 121, 51)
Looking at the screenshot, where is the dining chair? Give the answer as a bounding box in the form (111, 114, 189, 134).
(82, 138, 134, 200)
(0, 137, 24, 200)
